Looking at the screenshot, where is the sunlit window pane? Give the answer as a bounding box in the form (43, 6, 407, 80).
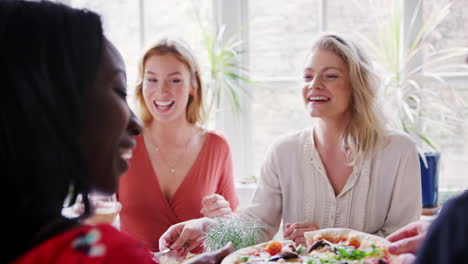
(69, 0, 141, 86)
(143, 0, 212, 77)
(249, 0, 320, 79)
(423, 0, 468, 72)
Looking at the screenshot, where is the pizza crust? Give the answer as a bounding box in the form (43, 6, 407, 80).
(304, 228, 390, 249)
(156, 252, 196, 264)
(221, 241, 294, 264)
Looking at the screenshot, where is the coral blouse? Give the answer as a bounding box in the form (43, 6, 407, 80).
(118, 131, 239, 251)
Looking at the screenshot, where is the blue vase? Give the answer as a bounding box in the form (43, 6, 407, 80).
(419, 152, 440, 208)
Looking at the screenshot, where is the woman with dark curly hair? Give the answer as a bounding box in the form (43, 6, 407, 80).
(1, 1, 231, 263)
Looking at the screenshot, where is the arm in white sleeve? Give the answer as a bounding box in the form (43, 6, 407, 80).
(374, 143, 422, 237)
(240, 147, 283, 243)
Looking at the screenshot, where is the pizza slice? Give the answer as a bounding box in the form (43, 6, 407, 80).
(304, 228, 396, 263)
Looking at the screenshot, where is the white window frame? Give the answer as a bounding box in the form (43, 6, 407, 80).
(58, 0, 468, 186)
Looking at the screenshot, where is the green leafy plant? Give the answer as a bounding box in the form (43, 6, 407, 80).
(239, 175, 257, 184)
(360, 0, 468, 157)
(203, 216, 261, 252)
(193, 10, 255, 119)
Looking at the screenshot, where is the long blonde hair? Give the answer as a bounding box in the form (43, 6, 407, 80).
(134, 37, 204, 126)
(311, 33, 387, 165)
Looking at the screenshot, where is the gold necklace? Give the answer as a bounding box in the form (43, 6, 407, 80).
(146, 129, 195, 174)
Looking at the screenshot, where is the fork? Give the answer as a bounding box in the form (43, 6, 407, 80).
(154, 248, 172, 261)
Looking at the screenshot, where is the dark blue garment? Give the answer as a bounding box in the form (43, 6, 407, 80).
(415, 191, 468, 264)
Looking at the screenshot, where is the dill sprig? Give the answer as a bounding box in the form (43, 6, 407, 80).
(203, 216, 261, 252)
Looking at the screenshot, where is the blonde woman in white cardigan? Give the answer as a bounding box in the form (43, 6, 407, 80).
(159, 33, 421, 258)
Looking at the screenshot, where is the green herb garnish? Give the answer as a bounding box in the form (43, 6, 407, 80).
(296, 245, 306, 254)
(333, 244, 383, 260)
(203, 216, 261, 252)
(238, 256, 249, 262)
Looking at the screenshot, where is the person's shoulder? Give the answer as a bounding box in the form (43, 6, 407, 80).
(79, 224, 137, 245)
(274, 129, 308, 146)
(205, 129, 229, 145)
(204, 129, 231, 152)
(268, 129, 309, 153)
(382, 130, 417, 152)
(440, 191, 468, 217)
(383, 130, 415, 145)
(415, 192, 468, 264)
(426, 191, 468, 235)
(92, 224, 154, 261)
(80, 224, 130, 243)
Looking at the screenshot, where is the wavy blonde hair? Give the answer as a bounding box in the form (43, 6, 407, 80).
(134, 37, 204, 126)
(310, 33, 387, 165)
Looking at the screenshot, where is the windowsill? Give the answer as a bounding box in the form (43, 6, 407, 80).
(235, 182, 258, 211)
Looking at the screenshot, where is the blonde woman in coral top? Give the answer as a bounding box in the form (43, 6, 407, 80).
(118, 38, 238, 252)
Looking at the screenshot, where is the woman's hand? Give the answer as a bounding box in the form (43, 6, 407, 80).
(159, 218, 215, 261)
(200, 194, 233, 218)
(395, 253, 417, 264)
(283, 222, 319, 245)
(386, 220, 431, 255)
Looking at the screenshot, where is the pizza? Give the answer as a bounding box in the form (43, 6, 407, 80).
(221, 228, 396, 264)
(154, 252, 197, 264)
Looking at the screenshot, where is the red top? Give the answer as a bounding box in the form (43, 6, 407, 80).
(118, 131, 239, 251)
(12, 224, 156, 264)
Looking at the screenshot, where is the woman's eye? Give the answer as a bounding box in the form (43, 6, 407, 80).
(170, 79, 181, 84)
(303, 75, 313, 80)
(146, 78, 157, 83)
(325, 74, 338, 79)
(115, 88, 127, 98)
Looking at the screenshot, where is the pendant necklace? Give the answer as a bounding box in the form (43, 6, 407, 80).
(147, 129, 194, 174)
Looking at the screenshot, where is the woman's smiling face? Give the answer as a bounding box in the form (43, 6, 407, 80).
(302, 48, 353, 120)
(142, 54, 194, 124)
(79, 40, 142, 194)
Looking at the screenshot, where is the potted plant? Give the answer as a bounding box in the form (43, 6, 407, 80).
(361, 0, 468, 212)
(193, 9, 254, 124)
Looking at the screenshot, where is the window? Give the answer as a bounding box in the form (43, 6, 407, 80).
(68, 0, 212, 90)
(142, 0, 213, 81)
(63, 0, 468, 190)
(421, 0, 468, 188)
(249, 0, 320, 79)
(327, 0, 387, 42)
(423, 0, 468, 72)
(249, 0, 468, 190)
(68, 0, 141, 87)
(249, 0, 320, 173)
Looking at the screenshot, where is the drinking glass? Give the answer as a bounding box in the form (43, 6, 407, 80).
(85, 193, 122, 225)
(62, 193, 121, 225)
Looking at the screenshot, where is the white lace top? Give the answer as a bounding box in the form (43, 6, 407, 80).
(240, 128, 422, 242)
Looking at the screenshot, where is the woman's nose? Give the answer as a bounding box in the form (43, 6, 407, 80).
(128, 110, 143, 136)
(159, 81, 171, 94)
(308, 77, 322, 90)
